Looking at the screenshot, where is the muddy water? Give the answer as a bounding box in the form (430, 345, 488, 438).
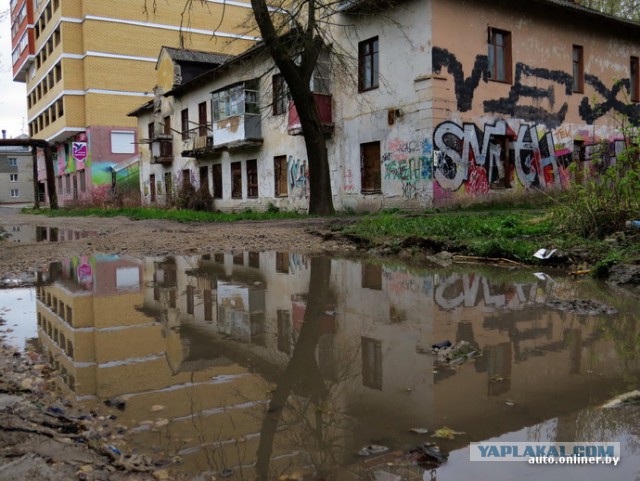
(20, 253, 640, 479)
(2, 225, 95, 243)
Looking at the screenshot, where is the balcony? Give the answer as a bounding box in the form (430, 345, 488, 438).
(151, 135, 173, 164)
(211, 114, 262, 150)
(181, 130, 215, 158)
(288, 94, 333, 135)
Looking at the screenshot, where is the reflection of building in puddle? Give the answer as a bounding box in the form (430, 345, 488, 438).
(3, 225, 95, 243)
(34, 254, 639, 480)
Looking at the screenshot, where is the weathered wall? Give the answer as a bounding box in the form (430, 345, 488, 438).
(428, 0, 640, 202)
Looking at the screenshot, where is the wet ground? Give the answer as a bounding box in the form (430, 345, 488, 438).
(2, 251, 639, 481)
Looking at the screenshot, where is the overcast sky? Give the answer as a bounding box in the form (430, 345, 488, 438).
(0, 0, 29, 138)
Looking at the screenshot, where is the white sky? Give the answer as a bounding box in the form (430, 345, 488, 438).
(0, 0, 29, 138)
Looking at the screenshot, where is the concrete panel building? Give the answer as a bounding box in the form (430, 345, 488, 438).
(0, 142, 34, 204)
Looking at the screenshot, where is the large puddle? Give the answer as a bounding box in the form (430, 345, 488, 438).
(1, 225, 95, 243)
(3, 252, 640, 480)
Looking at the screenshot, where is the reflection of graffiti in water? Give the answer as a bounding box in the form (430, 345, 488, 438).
(434, 273, 540, 310)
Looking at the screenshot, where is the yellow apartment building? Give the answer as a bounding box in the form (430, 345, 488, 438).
(9, 0, 257, 205)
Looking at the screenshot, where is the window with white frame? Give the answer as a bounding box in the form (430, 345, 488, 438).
(111, 131, 135, 154)
(8, 158, 17, 167)
(10, 174, 18, 182)
(212, 80, 259, 121)
(10, 189, 19, 198)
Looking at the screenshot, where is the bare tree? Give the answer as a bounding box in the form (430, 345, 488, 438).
(144, 0, 342, 215)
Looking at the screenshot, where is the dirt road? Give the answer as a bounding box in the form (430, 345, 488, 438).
(0, 207, 354, 278)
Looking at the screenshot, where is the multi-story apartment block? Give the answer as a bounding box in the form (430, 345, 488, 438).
(132, 0, 640, 212)
(9, 0, 257, 206)
(0, 141, 34, 204)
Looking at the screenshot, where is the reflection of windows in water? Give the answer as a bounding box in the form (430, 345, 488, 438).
(276, 252, 289, 274)
(479, 342, 512, 397)
(564, 328, 582, 375)
(361, 263, 382, 290)
(204, 289, 213, 322)
(248, 251, 260, 269)
(214, 253, 224, 264)
(168, 289, 176, 308)
(233, 252, 244, 265)
(361, 337, 383, 390)
(186, 285, 194, 314)
(277, 310, 291, 354)
(251, 312, 266, 346)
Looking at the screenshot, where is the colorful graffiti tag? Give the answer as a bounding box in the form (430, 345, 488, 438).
(382, 138, 433, 202)
(432, 119, 624, 193)
(287, 156, 309, 199)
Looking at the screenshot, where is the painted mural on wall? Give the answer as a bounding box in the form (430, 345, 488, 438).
(55, 137, 91, 176)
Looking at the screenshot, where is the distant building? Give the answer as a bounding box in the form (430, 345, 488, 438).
(0, 142, 34, 204)
(9, 0, 257, 206)
(131, 0, 640, 211)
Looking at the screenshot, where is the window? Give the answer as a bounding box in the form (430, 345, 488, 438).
(10, 189, 19, 198)
(272, 74, 289, 115)
(276, 252, 289, 273)
(361, 337, 382, 390)
(9, 174, 18, 182)
(111, 131, 135, 154)
(358, 37, 379, 92)
(361, 141, 381, 193)
(8, 158, 17, 167)
(186, 285, 194, 315)
(246, 159, 258, 198)
(274, 155, 288, 196)
(182, 169, 191, 188)
(163, 116, 171, 135)
(362, 264, 382, 290)
(572, 45, 584, 93)
(212, 164, 222, 199)
(198, 102, 208, 137)
(631, 56, 639, 102)
(181, 108, 189, 140)
(57, 175, 62, 193)
(231, 161, 242, 198)
(65, 174, 71, 193)
(148, 122, 154, 140)
(212, 80, 259, 121)
(79, 170, 86, 192)
(488, 28, 512, 83)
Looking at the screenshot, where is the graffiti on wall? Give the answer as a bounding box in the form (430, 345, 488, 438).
(288, 156, 309, 198)
(382, 138, 433, 201)
(432, 119, 625, 193)
(432, 47, 640, 127)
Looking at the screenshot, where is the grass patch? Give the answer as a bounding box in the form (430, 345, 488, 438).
(23, 206, 306, 223)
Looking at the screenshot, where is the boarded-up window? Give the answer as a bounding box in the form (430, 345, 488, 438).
(274, 155, 288, 196)
(231, 161, 242, 198)
(247, 159, 258, 198)
(248, 252, 260, 269)
(181, 108, 189, 140)
(198, 102, 208, 137)
(213, 164, 222, 199)
(204, 289, 213, 322)
(361, 141, 381, 192)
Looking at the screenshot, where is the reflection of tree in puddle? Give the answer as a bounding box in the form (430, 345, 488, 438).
(255, 256, 359, 480)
